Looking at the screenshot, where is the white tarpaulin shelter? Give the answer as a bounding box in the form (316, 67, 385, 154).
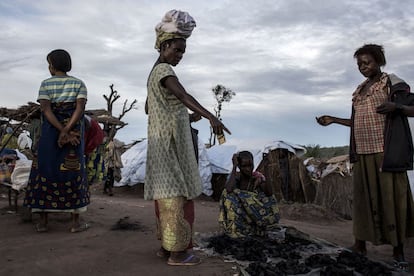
(114, 134, 414, 199)
(262, 140, 306, 157)
(116, 138, 214, 196)
(115, 139, 307, 196)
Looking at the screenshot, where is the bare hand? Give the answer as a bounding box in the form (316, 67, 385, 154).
(67, 130, 81, 146)
(376, 102, 397, 114)
(210, 117, 231, 135)
(232, 153, 239, 167)
(58, 131, 69, 147)
(316, 115, 333, 126)
(58, 130, 81, 147)
(189, 112, 202, 123)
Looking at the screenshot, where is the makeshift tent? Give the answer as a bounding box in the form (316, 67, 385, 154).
(311, 153, 414, 219)
(256, 142, 314, 203)
(116, 140, 307, 198)
(310, 155, 353, 219)
(116, 138, 214, 196)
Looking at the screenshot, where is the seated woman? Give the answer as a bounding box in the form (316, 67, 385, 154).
(219, 151, 280, 238)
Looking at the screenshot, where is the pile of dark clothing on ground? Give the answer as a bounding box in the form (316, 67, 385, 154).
(205, 228, 394, 276)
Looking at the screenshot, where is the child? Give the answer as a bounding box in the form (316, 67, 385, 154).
(219, 151, 280, 238)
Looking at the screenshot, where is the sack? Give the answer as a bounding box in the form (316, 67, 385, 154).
(0, 162, 11, 183)
(11, 159, 33, 191)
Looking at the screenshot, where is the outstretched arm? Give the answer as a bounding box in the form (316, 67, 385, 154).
(316, 115, 351, 127)
(164, 76, 231, 135)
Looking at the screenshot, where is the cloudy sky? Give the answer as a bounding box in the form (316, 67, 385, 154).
(1, 0, 414, 150)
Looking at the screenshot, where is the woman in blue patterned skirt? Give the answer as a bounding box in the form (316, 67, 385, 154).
(24, 49, 89, 233)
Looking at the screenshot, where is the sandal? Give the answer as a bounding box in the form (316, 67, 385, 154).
(70, 222, 90, 233)
(35, 223, 48, 233)
(393, 257, 409, 272)
(167, 254, 201, 266)
(156, 247, 170, 258)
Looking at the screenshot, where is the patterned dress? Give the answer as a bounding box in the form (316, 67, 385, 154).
(24, 76, 89, 212)
(219, 173, 280, 238)
(145, 63, 202, 200)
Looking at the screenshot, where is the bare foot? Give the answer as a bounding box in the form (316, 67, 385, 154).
(347, 241, 367, 256)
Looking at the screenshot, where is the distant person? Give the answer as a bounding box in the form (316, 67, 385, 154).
(17, 129, 33, 159)
(27, 110, 42, 156)
(84, 115, 105, 184)
(24, 49, 90, 233)
(145, 10, 230, 266)
(17, 130, 32, 151)
(84, 115, 104, 157)
(1, 126, 18, 149)
(316, 44, 414, 272)
(219, 151, 280, 238)
(103, 134, 124, 196)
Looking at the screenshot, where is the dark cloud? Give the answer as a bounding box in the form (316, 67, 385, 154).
(1, 0, 414, 147)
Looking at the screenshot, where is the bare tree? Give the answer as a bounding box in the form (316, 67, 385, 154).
(209, 84, 235, 146)
(103, 84, 137, 138)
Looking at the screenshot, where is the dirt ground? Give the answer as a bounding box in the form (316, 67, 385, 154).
(0, 183, 413, 276)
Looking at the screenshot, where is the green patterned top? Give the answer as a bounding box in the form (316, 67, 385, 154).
(145, 63, 202, 200)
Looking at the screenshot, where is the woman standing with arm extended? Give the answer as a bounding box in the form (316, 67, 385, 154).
(145, 10, 231, 266)
(24, 49, 90, 233)
(316, 44, 414, 272)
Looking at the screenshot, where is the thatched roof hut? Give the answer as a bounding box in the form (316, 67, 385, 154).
(0, 102, 41, 121)
(85, 109, 126, 126)
(312, 154, 353, 219)
(256, 148, 316, 204)
(0, 103, 125, 127)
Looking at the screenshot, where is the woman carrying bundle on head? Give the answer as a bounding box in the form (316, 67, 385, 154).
(144, 9, 231, 266)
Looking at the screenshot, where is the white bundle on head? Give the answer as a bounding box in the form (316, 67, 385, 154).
(155, 9, 196, 50)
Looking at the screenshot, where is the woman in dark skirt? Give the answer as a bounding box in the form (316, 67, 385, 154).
(24, 49, 89, 233)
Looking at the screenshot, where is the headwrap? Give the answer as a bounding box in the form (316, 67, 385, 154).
(154, 10, 196, 51)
